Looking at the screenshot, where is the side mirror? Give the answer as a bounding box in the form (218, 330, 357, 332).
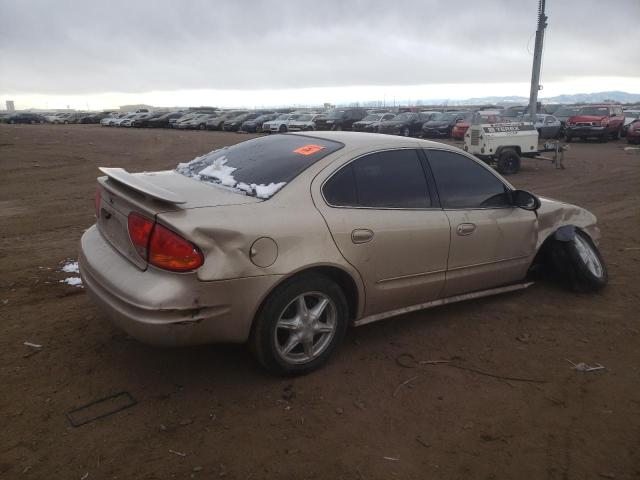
(512, 190, 541, 211)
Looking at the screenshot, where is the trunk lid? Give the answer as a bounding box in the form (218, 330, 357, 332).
(96, 169, 260, 269)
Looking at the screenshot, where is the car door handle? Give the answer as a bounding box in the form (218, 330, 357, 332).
(456, 223, 476, 236)
(351, 229, 374, 244)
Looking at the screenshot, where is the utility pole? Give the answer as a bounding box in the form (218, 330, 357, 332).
(528, 0, 547, 122)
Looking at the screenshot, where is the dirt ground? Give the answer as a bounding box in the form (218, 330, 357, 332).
(1, 124, 639, 480)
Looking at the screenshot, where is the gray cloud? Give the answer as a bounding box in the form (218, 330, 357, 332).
(0, 0, 638, 95)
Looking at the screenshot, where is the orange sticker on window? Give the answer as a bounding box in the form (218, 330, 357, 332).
(293, 144, 326, 156)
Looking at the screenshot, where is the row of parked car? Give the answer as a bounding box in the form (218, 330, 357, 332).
(3, 104, 640, 143)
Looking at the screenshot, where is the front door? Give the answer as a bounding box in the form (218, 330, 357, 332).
(313, 148, 451, 316)
(425, 149, 538, 297)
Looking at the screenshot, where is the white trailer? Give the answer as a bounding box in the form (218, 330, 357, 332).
(463, 121, 540, 174)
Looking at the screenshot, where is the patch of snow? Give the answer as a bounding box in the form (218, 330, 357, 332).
(61, 277, 83, 288)
(253, 182, 287, 199)
(198, 156, 238, 187)
(176, 148, 286, 199)
(61, 261, 79, 274)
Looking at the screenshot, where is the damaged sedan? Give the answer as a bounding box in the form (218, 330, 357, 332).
(80, 132, 607, 375)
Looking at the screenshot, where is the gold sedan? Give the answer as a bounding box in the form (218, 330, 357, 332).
(79, 132, 607, 374)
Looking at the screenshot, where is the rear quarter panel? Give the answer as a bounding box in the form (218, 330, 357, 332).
(156, 152, 367, 316)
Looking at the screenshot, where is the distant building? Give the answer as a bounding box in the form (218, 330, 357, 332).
(119, 104, 154, 112)
(6, 100, 15, 112)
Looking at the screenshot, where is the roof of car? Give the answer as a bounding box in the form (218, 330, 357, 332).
(288, 131, 460, 152)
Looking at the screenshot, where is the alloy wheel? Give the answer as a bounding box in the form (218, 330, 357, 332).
(274, 292, 337, 365)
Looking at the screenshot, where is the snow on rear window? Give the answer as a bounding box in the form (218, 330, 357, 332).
(176, 135, 343, 199)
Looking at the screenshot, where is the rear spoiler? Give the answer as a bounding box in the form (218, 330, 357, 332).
(99, 167, 187, 204)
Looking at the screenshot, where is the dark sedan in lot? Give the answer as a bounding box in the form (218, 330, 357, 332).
(313, 108, 368, 131)
(6, 113, 45, 124)
(145, 112, 185, 128)
(352, 113, 396, 133)
(206, 110, 248, 131)
(240, 113, 279, 133)
(132, 112, 166, 128)
(223, 112, 269, 132)
(378, 112, 434, 137)
(422, 111, 472, 138)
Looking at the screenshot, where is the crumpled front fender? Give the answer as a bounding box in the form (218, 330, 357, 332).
(536, 197, 600, 250)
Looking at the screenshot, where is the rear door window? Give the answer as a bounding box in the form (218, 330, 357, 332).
(323, 149, 431, 208)
(426, 150, 512, 209)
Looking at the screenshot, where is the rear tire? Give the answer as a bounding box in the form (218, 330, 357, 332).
(565, 135, 572, 143)
(250, 273, 349, 376)
(551, 230, 608, 292)
(199, 123, 206, 130)
(402, 126, 410, 137)
(496, 149, 521, 175)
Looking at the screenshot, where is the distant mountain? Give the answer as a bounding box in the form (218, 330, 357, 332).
(542, 91, 640, 104)
(425, 91, 640, 106)
(356, 91, 640, 108)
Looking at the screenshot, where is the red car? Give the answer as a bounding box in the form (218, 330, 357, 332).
(627, 119, 640, 144)
(565, 104, 625, 142)
(452, 114, 499, 140)
(451, 120, 470, 140)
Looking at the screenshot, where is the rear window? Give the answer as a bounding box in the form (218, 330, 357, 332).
(176, 135, 343, 199)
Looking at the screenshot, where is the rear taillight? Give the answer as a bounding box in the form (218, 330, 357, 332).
(128, 213, 154, 259)
(127, 212, 203, 272)
(148, 223, 204, 272)
(95, 187, 102, 218)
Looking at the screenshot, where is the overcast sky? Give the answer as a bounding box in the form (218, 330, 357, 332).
(1, 0, 638, 109)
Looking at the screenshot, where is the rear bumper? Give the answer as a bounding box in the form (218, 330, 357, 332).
(79, 225, 282, 346)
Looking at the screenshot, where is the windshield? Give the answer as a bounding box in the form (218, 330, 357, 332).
(275, 114, 289, 120)
(393, 113, 415, 121)
(296, 114, 314, 121)
(326, 109, 345, 119)
(624, 111, 640, 119)
(176, 135, 344, 199)
(578, 106, 610, 116)
(555, 108, 578, 117)
(361, 114, 382, 121)
(439, 112, 463, 121)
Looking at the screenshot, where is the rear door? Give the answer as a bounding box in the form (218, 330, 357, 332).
(313, 148, 450, 316)
(424, 149, 538, 297)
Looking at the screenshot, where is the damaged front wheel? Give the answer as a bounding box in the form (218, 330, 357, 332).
(553, 230, 608, 292)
